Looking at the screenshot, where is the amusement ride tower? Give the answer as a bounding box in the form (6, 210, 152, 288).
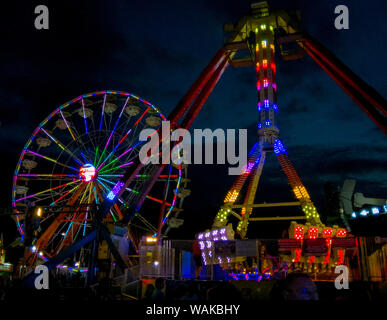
(212, 3, 322, 238)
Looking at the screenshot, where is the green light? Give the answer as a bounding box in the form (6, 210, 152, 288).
(94, 146, 99, 166)
(99, 157, 119, 173)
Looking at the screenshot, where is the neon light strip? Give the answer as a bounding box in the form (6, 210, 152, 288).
(49, 184, 81, 206)
(81, 98, 88, 135)
(25, 150, 78, 172)
(15, 180, 77, 202)
(98, 161, 133, 175)
(96, 129, 132, 172)
(41, 128, 83, 166)
(93, 186, 99, 204)
(97, 97, 130, 170)
(18, 174, 78, 178)
(109, 209, 117, 222)
(60, 111, 76, 141)
(83, 184, 93, 236)
(63, 183, 90, 241)
(99, 93, 107, 131)
(134, 107, 150, 126)
(98, 138, 145, 173)
(81, 152, 88, 164)
(93, 146, 99, 167)
(98, 174, 178, 178)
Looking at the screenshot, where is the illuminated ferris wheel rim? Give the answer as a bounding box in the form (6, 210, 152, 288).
(11, 90, 185, 239)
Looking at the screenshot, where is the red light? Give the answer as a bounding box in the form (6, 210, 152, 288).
(336, 229, 347, 237)
(271, 63, 276, 72)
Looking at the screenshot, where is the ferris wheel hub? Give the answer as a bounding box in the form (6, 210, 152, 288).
(79, 163, 97, 182)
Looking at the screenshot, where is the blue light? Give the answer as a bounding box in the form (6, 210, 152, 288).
(258, 123, 262, 129)
(273, 139, 287, 155)
(273, 104, 278, 111)
(359, 209, 369, 216)
(371, 207, 379, 215)
(351, 212, 356, 218)
(383, 205, 387, 213)
(265, 120, 271, 127)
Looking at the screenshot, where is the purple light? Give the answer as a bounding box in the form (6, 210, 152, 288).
(106, 181, 124, 200)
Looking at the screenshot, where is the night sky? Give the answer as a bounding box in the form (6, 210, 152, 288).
(0, 0, 386, 247)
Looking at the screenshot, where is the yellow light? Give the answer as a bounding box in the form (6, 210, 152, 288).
(146, 237, 157, 243)
(36, 207, 42, 217)
(260, 24, 266, 30)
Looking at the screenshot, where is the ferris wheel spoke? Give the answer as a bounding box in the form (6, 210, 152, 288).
(81, 98, 89, 136)
(99, 93, 107, 131)
(129, 223, 155, 233)
(17, 173, 79, 180)
(15, 180, 79, 203)
(61, 183, 92, 246)
(98, 113, 149, 172)
(96, 97, 130, 168)
(99, 139, 145, 173)
(59, 110, 77, 141)
(25, 150, 79, 172)
(98, 161, 134, 175)
(49, 183, 82, 207)
(96, 128, 133, 171)
(40, 128, 84, 166)
(136, 214, 158, 233)
(59, 110, 92, 160)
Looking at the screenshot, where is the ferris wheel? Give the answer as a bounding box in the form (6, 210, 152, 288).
(12, 90, 188, 271)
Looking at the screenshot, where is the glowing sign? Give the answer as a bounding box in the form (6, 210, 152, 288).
(106, 181, 124, 200)
(79, 164, 96, 182)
